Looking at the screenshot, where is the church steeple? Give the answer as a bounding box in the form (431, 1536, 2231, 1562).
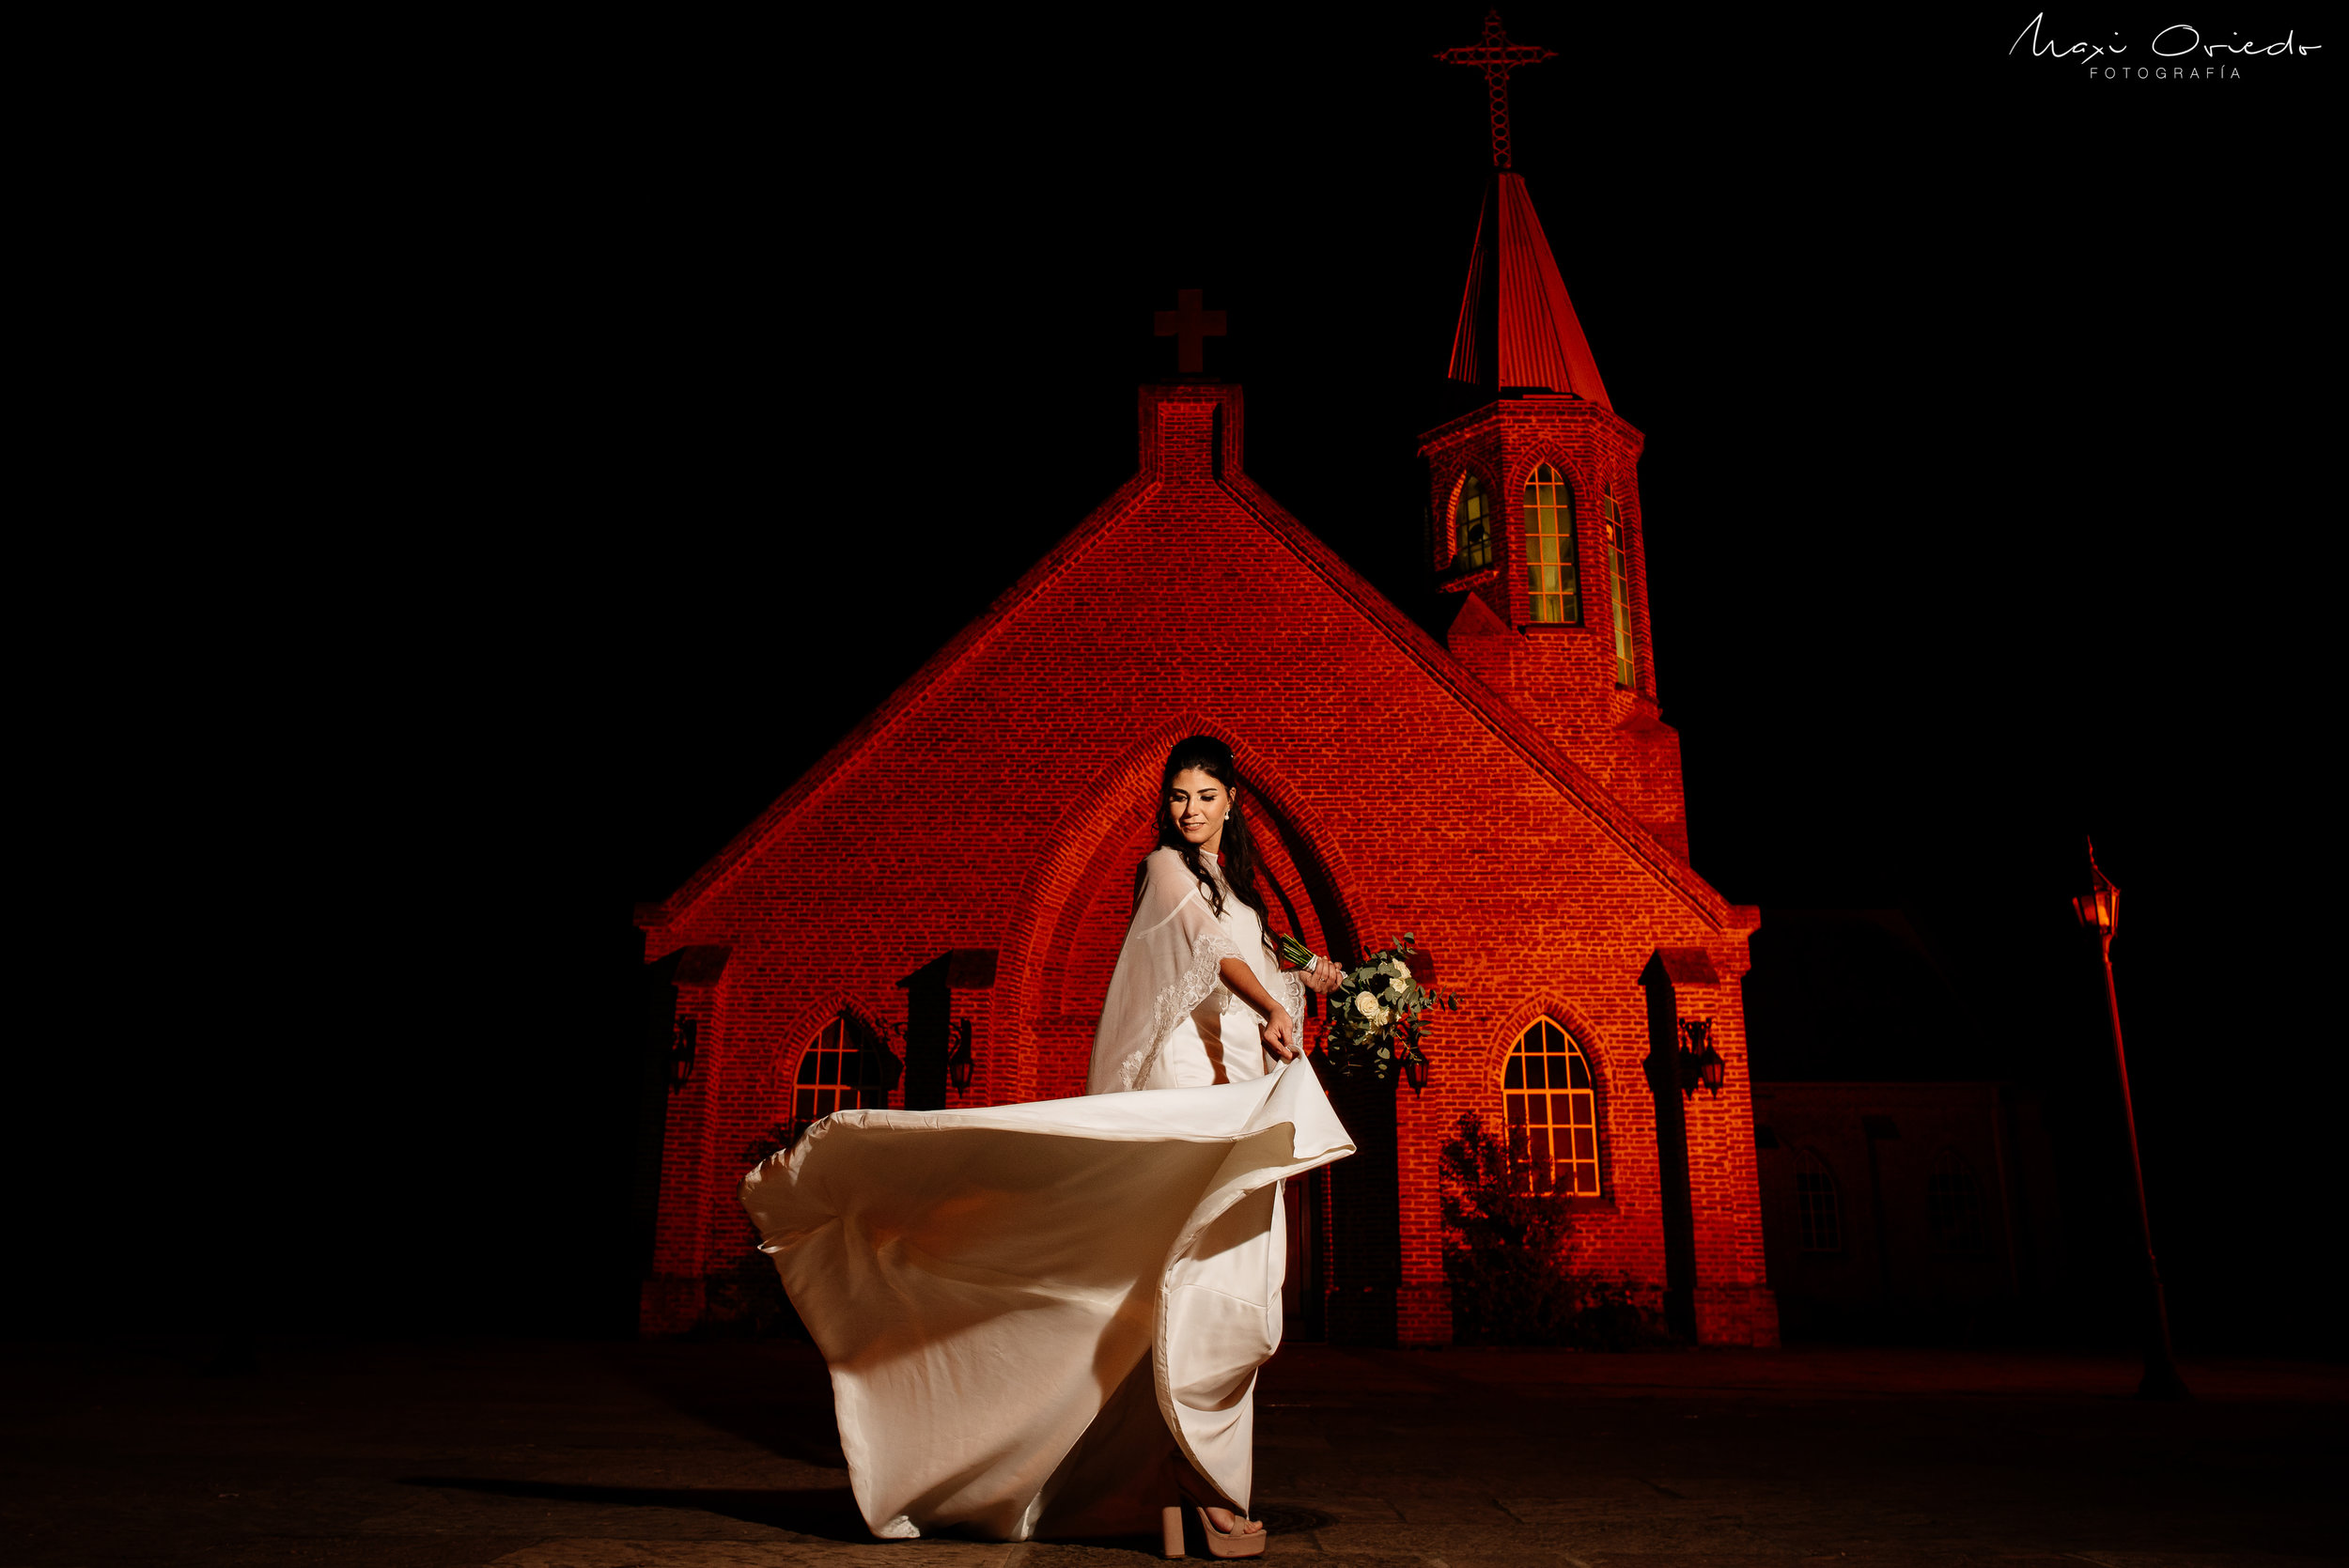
(1434, 10, 1610, 406)
(1446, 172, 1612, 408)
(1420, 12, 1686, 860)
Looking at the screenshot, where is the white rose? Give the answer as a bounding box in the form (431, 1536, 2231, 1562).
(1354, 991, 1383, 1020)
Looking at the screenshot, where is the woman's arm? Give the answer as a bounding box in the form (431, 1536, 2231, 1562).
(1220, 956, 1299, 1060)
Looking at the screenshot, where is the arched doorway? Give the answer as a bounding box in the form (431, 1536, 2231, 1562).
(1005, 739, 1387, 1343)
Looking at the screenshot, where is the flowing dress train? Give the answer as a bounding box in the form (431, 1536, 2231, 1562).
(741, 846, 1350, 1541)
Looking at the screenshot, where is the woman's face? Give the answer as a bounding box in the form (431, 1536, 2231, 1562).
(1166, 767, 1231, 852)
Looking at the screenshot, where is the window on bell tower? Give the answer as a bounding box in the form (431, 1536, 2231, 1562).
(1603, 487, 1634, 686)
(1524, 463, 1579, 624)
(1452, 473, 1492, 571)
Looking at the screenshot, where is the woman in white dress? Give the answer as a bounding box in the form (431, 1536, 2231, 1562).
(741, 736, 1352, 1556)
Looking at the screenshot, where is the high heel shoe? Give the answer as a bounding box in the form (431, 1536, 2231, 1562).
(1161, 1504, 1268, 1559)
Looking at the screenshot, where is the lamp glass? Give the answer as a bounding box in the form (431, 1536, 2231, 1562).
(2075, 885, 2120, 934)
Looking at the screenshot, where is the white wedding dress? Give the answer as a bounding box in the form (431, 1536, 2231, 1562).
(741, 847, 1353, 1541)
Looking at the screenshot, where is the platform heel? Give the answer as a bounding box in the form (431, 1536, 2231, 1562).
(1164, 1503, 1268, 1559)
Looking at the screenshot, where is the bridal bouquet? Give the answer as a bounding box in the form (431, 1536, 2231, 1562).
(1271, 928, 1459, 1082)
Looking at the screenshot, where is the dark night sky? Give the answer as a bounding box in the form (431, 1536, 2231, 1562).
(41, 9, 2328, 1345)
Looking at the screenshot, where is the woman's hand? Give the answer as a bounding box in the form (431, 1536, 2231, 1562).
(1261, 1004, 1299, 1061)
(1301, 956, 1345, 997)
(1218, 955, 1303, 1062)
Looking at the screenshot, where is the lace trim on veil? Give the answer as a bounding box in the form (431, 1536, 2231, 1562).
(1274, 969, 1306, 1040)
(1117, 927, 1242, 1092)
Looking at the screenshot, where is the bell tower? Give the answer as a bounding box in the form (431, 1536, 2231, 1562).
(1422, 11, 1687, 858)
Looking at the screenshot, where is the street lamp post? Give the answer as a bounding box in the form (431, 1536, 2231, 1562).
(2074, 837, 2189, 1401)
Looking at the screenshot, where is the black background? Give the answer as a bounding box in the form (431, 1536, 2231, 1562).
(41, 8, 2328, 1351)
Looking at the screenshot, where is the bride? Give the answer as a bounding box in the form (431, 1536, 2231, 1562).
(741, 736, 1352, 1556)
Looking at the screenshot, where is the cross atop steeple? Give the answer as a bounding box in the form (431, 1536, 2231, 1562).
(1436, 10, 1555, 169)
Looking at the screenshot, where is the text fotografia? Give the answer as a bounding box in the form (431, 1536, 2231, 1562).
(2011, 13, 2321, 77)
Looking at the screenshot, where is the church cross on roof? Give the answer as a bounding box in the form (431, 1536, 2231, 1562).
(1435, 9, 1555, 170)
(1154, 288, 1226, 374)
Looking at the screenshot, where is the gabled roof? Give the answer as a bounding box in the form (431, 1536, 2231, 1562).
(641, 392, 1732, 931)
(1446, 171, 1612, 409)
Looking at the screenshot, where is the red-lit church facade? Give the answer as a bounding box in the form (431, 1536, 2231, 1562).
(633, 168, 1778, 1349)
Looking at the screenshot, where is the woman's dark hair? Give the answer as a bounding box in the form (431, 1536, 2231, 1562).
(1133, 734, 1277, 956)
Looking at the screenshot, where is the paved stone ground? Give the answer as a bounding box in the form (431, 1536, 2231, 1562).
(3, 1338, 2341, 1567)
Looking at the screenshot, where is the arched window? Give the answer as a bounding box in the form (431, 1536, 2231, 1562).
(1603, 487, 1634, 687)
(792, 1013, 896, 1123)
(1502, 1019, 1599, 1195)
(1795, 1149, 1843, 1252)
(1523, 463, 1579, 624)
(1927, 1149, 1987, 1252)
(1452, 472, 1493, 571)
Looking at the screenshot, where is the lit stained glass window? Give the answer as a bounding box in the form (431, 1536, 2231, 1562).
(1453, 472, 1492, 571)
(1603, 487, 1635, 687)
(1503, 1019, 1599, 1195)
(1523, 463, 1579, 623)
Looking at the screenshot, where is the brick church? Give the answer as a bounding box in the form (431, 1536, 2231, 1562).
(633, 66, 1777, 1347)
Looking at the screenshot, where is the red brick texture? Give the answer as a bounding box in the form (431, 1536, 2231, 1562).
(635, 380, 1774, 1346)
(1421, 396, 1688, 861)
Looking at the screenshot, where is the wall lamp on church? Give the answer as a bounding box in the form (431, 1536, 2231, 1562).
(1675, 1017, 1725, 1099)
(948, 1017, 976, 1094)
(667, 1017, 700, 1094)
